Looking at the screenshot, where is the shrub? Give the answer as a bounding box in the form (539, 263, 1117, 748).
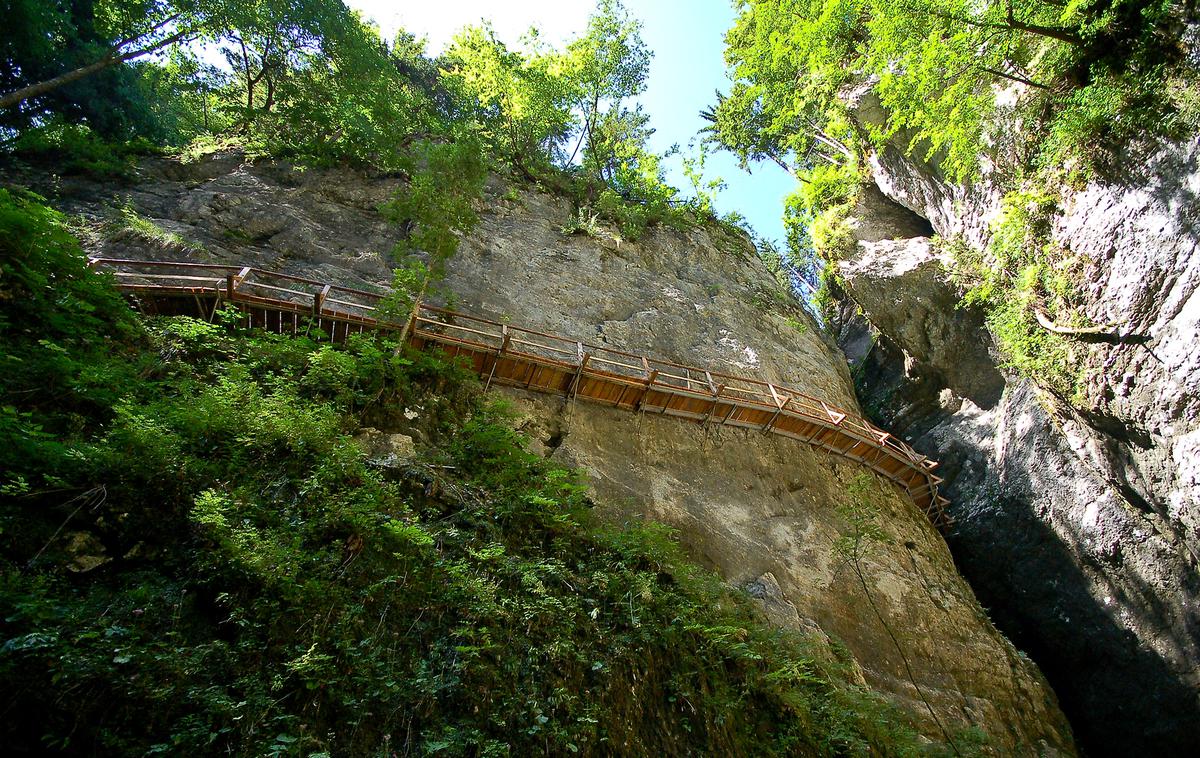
(949, 190, 1091, 403)
(9, 119, 152, 179)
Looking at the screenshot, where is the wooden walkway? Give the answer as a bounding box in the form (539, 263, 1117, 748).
(89, 257, 950, 528)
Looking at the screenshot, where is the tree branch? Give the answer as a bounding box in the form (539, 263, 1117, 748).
(0, 27, 194, 110)
(1005, 0, 1083, 45)
(980, 65, 1051, 89)
(1034, 308, 1123, 336)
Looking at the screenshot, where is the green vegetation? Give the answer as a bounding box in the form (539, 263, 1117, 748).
(102, 202, 200, 250)
(945, 190, 1092, 403)
(2, 0, 745, 246)
(8, 118, 154, 179)
(706, 0, 1192, 399)
(0, 168, 964, 756)
(713, 0, 1194, 187)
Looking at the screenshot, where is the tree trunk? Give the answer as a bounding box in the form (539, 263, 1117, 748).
(0, 28, 191, 110)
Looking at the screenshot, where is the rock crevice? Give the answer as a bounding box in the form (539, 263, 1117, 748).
(835, 95, 1200, 753)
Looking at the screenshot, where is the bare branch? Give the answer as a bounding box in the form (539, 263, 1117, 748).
(1034, 308, 1123, 336)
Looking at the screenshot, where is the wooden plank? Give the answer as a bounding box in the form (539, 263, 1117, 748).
(719, 402, 739, 425)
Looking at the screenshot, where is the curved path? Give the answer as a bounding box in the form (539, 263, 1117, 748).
(90, 257, 950, 528)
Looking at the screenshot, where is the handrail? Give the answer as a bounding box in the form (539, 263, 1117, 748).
(89, 256, 950, 528)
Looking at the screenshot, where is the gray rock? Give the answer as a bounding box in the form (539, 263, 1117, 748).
(354, 427, 417, 468)
(839, 236, 1004, 407)
(62, 531, 110, 573)
(839, 91, 1200, 755)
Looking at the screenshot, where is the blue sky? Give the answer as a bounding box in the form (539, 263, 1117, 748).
(348, 0, 794, 247)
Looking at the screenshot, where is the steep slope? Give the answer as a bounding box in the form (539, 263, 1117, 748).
(831, 86, 1200, 755)
(15, 152, 1074, 753)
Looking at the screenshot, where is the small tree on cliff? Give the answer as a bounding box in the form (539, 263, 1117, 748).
(834, 473, 963, 756)
(380, 136, 488, 342)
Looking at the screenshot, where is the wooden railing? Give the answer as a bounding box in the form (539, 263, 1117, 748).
(89, 257, 950, 528)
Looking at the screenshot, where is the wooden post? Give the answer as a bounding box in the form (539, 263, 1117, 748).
(226, 266, 251, 301)
(767, 382, 783, 408)
(821, 401, 846, 425)
(634, 357, 659, 412)
(703, 377, 725, 425)
(761, 384, 792, 432)
(642, 357, 659, 390)
(313, 284, 332, 316)
(484, 324, 510, 392)
(566, 342, 591, 396)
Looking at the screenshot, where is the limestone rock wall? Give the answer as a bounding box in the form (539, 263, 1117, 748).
(835, 89, 1200, 755)
(11, 153, 1073, 754)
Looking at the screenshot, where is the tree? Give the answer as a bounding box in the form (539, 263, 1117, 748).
(0, 0, 208, 112)
(442, 24, 578, 178)
(0, 0, 361, 138)
(380, 136, 488, 342)
(214, 0, 346, 129)
(133, 50, 233, 141)
(563, 0, 651, 182)
(711, 0, 1183, 184)
(264, 19, 443, 166)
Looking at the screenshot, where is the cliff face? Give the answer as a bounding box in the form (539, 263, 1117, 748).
(19, 152, 1074, 753)
(835, 87, 1200, 755)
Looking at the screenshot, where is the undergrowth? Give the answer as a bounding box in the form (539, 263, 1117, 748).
(101, 202, 200, 251)
(944, 189, 1093, 404)
(0, 191, 956, 755)
(6, 118, 160, 180)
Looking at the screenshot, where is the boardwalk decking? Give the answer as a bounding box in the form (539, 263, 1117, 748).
(89, 257, 951, 528)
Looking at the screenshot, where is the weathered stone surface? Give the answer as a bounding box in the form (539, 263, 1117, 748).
(16, 152, 1075, 754)
(62, 531, 110, 573)
(839, 236, 1004, 408)
(848, 182, 934, 244)
(841, 80, 1001, 251)
(354, 427, 417, 469)
(505, 390, 1072, 754)
(839, 94, 1200, 755)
